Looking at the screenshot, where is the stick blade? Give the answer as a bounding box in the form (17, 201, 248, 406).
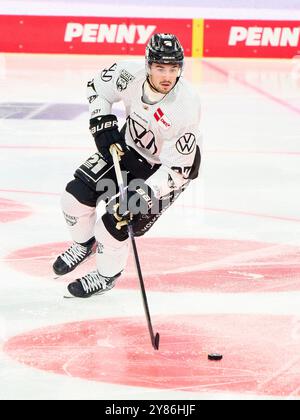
(153, 332, 160, 350)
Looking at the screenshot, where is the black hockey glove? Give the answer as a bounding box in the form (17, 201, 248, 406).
(113, 182, 157, 230)
(89, 114, 125, 162)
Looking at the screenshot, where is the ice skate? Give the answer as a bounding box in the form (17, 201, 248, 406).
(67, 270, 121, 298)
(53, 238, 96, 276)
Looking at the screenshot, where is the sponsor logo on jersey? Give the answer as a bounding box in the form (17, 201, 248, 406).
(176, 133, 196, 155)
(91, 109, 102, 117)
(101, 63, 117, 82)
(153, 108, 171, 130)
(87, 79, 98, 102)
(64, 23, 156, 44)
(228, 26, 300, 47)
(63, 212, 78, 227)
(136, 187, 153, 209)
(116, 69, 135, 91)
(97, 243, 104, 254)
(88, 95, 97, 103)
(133, 111, 148, 125)
(87, 80, 96, 92)
(167, 174, 176, 190)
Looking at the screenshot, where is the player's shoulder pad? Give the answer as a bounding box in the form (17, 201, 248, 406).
(115, 60, 144, 77)
(178, 78, 201, 104)
(175, 78, 201, 121)
(95, 60, 144, 86)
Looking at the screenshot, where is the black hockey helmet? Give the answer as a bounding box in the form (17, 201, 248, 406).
(145, 33, 184, 74)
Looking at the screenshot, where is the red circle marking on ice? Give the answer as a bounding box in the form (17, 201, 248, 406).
(5, 238, 300, 293)
(4, 315, 300, 397)
(0, 197, 32, 223)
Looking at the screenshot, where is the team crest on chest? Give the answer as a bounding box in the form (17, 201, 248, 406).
(153, 107, 171, 130)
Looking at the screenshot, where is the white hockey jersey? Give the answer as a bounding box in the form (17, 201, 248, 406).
(87, 60, 201, 199)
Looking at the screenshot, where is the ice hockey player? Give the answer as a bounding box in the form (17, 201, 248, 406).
(53, 33, 202, 298)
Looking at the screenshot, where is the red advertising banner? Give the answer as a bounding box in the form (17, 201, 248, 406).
(0, 15, 193, 56)
(204, 19, 300, 58)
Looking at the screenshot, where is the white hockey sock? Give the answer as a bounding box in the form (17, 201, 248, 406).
(61, 191, 96, 244)
(95, 218, 129, 277)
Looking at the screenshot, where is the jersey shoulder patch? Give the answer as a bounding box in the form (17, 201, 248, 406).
(114, 61, 144, 92)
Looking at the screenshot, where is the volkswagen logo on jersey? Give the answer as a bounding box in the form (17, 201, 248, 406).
(176, 133, 196, 155)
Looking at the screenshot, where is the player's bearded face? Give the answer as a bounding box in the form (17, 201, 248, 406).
(149, 63, 180, 94)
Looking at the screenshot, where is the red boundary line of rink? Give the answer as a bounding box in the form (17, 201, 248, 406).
(0, 145, 93, 151)
(0, 189, 60, 196)
(181, 205, 300, 223)
(202, 60, 300, 116)
(206, 149, 300, 156)
(1, 188, 300, 223)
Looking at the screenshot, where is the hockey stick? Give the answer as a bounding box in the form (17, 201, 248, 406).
(110, 145, 160, 351)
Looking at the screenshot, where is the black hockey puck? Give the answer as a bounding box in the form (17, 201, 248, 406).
(208, 353, 223, 361)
